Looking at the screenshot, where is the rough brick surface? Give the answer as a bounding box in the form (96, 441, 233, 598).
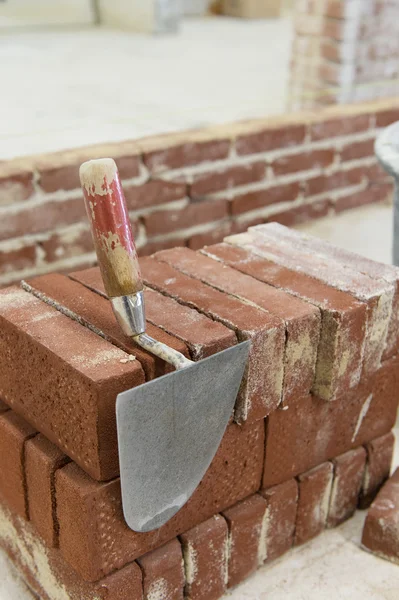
(140, 255, 285, 422)
(295, 463, 333, 546)
(56, 420, 264, 581)
(25, 435, 70, 547)
(328, 447, 367, 527)
(260, 479, 298, 563)
(0, 412, 36, 519)
(203, 242, 367, 400)
(180, 515, 228, 600)
(223, 494, 267, 588)
(362, 467, 399, 565)
(0, 286, 145, 481)
(226, 227, 394, 376)
(360, 431, 395, 509)
(138, 539, 184, 600)
(155, 247, 321, 406)
(263, 354, 399, 488)
(0, 500, 143, 600)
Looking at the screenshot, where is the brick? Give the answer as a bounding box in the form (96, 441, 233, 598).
(187, 221, 232, 251)
(203, 242, 367, 400)
(310, 115, 371, 141)
(0, 172, 34, 206)
(180, 515, 228, 600)
(263, 354, 399, 488)
(138, 236, 188, 257)
(223, 494, 267, 588)
(230, 181, 301, 216)
(155, 247, 321, 407)
(143, 139, 231, 173)
(235, 123, 306, 156)
(28, 272, 189, 381)
(340, 138, 376, 162)
(39, 226, 94, 263)
(362, 467, 399, 564)
(0, 412, 36, 518)
(138, 539, 184, 600)
(0, 286, 145, 481)
(190, 162, 266, 197)
(25, 434, 70, 547)
(144, 199, 228, 237)
(295, 463, 333, 546)
(328, 447, 367, 527)
(125, 179, 187, 211)
(360, 431, 395, 509)
(228, 226, 394, 376)
(0, 399, 9, 413)
(56, 420, 264, 581)
(272, 149, 335, 176)
(335, 182, 393, 213)
(141, 255, 285, 422)
(0, 500, 143, 600)
(260, 479, 298, 563)
(0, 243, 37, 275)
(304, 166, 367, 197)
(264, 222, 399, 359)
(376, 108, 399, 127)
(265, 199, 331, 227)
(38, 164, 81, 193)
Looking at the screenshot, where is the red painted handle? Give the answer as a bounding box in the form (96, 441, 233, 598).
(80, 158, 143, 298)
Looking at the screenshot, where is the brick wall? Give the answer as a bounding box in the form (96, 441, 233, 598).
(0, 97, 398, 288)
(290, 0, 399, 110)
(0, 223, 397, 599)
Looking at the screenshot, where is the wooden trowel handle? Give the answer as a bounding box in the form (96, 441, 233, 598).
(80, 158, 143, 299)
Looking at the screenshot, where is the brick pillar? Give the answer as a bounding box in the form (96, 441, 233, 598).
(289, 0, 399, 111)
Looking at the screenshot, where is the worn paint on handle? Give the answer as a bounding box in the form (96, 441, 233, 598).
(80, 158, 143, 298)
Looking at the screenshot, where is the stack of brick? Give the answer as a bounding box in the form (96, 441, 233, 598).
(290, 0, 399, 111)
(0, 222, 397, 599)
(0, 98, 398, 289)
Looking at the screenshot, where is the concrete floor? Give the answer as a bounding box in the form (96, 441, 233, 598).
(0, 16, 293, 160)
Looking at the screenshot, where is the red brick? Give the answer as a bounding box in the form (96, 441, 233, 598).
(260, 479, 298, 563)
(229, 226, 393, 376)
(0, 399, 9, 413)
(376, 108, 399, 128)
(236, 123, 306, 156)
(56, 420, 264, 581)
(304, 167, 367, 196)
(202, 242, 367, 400)
(187, 221, 232, 250)
(310, 114, 371, 141)
(362, 467, 399, 563)
(263, 355, 399, 488)
(0, 172, 34, 205)
(340, 138, 376, 162)
(328, 447, 367, 527)
(28, 272, 189, 381)
(190, 162, 266, 197)
(144, 199, 228, 237)
(0, 244, 37, 276)
(223, 494, 267, 588)
(322, 17, 350, 41)
(138, 237, 187, 257)
(0, 286, 145, 481)
(265, 199, 331, 227)
(230, 181, 301, 215)
(295, 463, 333, 546)
(272, 149, 335, 176)
(335, 183, 393, 213)
(155, 247, 321, 407)
(180, 515, 228, 600)
(138, 539, 184, 600)
(360, 431, 395, 509)
(25, 434, 70, 547)
(143, 139, 231, 173)
(125, 179, 187, 211)
(320, 39, 341, 62)
(0, 501, 143, 600)
(39, 226, 94, 263)
(0, 412, 36, 518)
(141, 255, 285, 422)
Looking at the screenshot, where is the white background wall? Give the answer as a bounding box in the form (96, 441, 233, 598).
(0, 0, 95, 27)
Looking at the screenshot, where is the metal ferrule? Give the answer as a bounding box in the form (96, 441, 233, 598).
(111, 291, 146, 337)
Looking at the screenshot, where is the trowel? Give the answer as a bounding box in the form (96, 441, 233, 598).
(80, 159, 250, 533)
